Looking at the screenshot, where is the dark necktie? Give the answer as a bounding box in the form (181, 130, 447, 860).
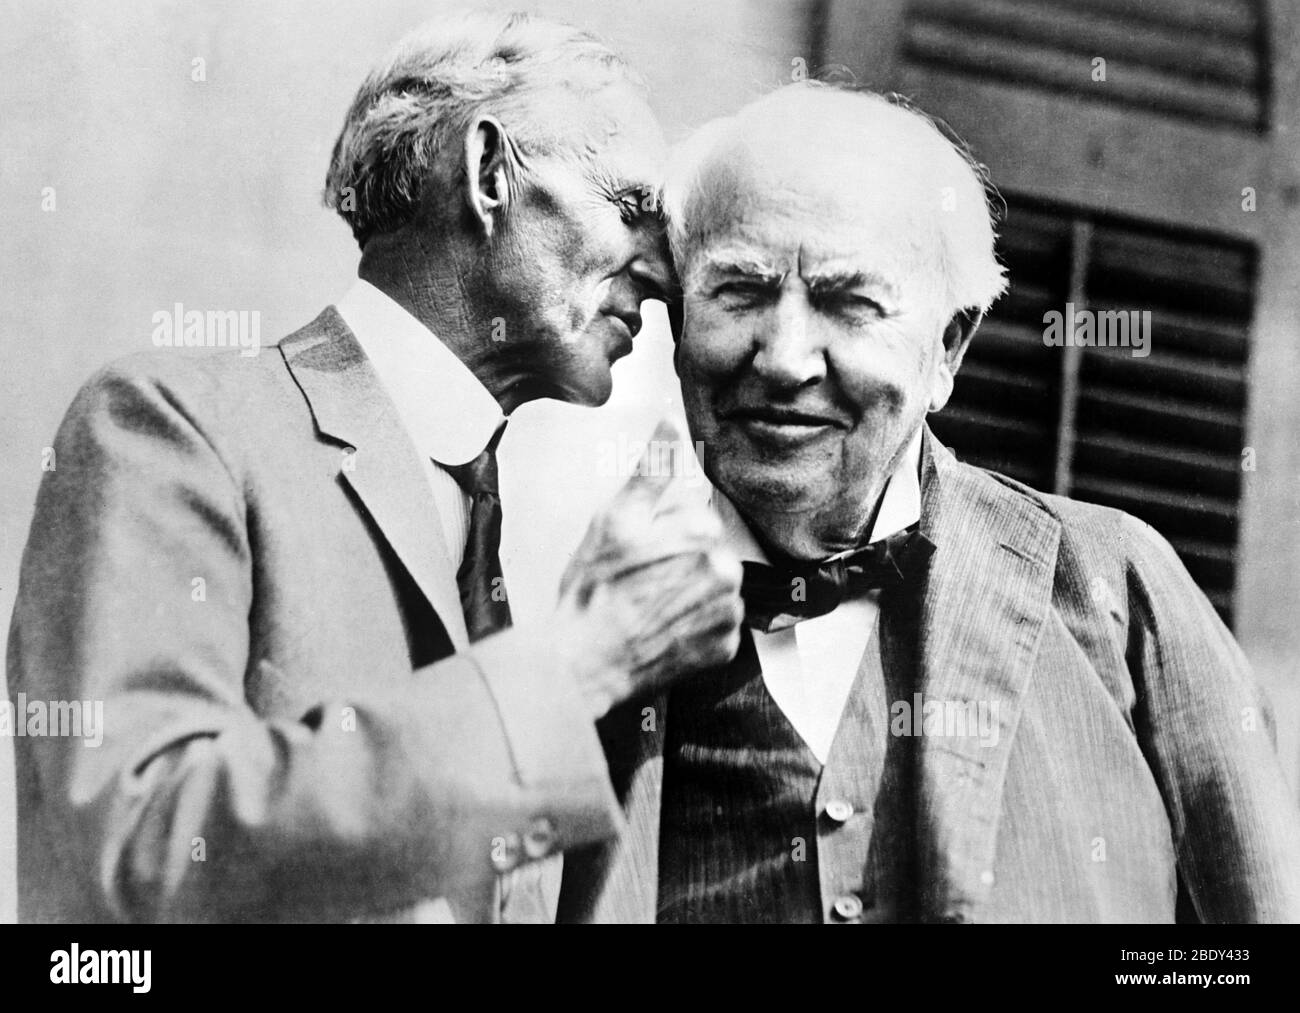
(740, 524, 935, 633)
(443, 425, 512, 642)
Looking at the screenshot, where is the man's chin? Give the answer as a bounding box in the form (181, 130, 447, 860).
(557, 369, 614, 408)
(713, 461, 828, 515)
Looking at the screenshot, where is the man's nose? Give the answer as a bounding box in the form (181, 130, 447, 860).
(751, 292, 826, 388)
(627, 237, 674, 304)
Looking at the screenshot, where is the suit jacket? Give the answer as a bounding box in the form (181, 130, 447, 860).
(6, 307, 621, 923)
(557, 429, 1300, 923)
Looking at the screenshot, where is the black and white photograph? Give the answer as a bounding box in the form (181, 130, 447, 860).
(2, 0, 1299, 975)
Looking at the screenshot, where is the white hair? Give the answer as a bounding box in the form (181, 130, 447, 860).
(324, 10, 640, 247)
(660, 82, 1008, 316)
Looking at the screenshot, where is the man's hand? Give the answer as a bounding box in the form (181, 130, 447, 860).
(555, 421, 743, 718)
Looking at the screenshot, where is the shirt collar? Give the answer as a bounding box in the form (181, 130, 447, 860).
(716, 424, 924, 564)
(334, 278, 504, 466)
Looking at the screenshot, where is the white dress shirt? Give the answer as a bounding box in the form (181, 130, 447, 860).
(335, 279, 504, 648)
(717, 428, 924, 763)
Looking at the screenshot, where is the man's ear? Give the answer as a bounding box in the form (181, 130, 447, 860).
(463, 115, 516, 240)
(929, 307, 984, 413)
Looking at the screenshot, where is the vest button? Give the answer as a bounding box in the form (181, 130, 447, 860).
(824, 799, 854, 824)
(832, 895, 864, 921)
(524, 817, 556, 859)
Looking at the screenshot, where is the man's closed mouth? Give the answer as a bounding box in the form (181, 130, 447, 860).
(722, 406, 848, 430)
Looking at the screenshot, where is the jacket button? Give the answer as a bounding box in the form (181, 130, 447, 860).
(824, 799, 854, 824)
(491, 833, 522, 872)
(523, 817, 556, 859)
(832, 895, 863, 921)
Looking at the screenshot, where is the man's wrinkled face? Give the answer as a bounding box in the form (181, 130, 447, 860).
(489, 84, 672, 406)
(675, 135, 956, 550)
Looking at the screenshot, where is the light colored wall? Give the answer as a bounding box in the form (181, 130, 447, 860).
(0, 0, 818, 923)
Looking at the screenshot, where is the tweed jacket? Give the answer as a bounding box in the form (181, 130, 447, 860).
(556, 430, 1300, 923)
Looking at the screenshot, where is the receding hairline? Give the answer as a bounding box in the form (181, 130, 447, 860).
(673, 90, 988, 234)
(661, 83, 1008, 314)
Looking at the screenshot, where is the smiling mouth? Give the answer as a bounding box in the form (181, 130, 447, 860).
(721, 407, 846, 447)
(724, 407, 845, 429)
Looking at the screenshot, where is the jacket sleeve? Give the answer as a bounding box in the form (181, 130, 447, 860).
(6, 362, 621, 922)
(1122, 513, 1300, 922)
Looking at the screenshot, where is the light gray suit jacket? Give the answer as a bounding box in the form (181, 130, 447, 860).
(7, 307, 621, 922)
(557, 430, 1300, 923)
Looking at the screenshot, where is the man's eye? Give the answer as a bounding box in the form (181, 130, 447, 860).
(817, 292, 886, 317)
(615, 187, 658, 225)
(714, 281, 769, 303)
(616, 194, 642, 224)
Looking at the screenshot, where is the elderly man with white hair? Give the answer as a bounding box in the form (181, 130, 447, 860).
(556, 82, 1300, 924)
(6, 11, 743, 923)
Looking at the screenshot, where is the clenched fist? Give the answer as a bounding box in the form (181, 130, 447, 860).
(555, 421, 743, 718)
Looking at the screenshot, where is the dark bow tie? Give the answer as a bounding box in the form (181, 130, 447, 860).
(740, 525, 935, 633)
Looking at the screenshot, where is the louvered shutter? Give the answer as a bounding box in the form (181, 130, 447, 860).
(901, 0, 1268, 131)
(930, 195, 1254, 626)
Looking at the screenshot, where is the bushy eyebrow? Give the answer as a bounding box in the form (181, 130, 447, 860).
(804, 270, 899, 302)
(589, 161, 641, 196)
(696, 253, 786, 286)
(695, 254, 899, 303)
(589, 166, 662, 219)
(610, 179, 654, 203)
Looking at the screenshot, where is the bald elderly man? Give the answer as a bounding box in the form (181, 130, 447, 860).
(556, 82, 1300, 924)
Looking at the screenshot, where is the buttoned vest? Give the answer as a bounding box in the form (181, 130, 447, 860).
(657, 594, 921, 923)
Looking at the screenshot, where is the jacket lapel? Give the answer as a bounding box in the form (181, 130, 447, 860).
(911, 427, 1061, 922)
(556, 692, 667, 923)
(560, 426, 1063, 924)
(279, 307, 468, 649)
